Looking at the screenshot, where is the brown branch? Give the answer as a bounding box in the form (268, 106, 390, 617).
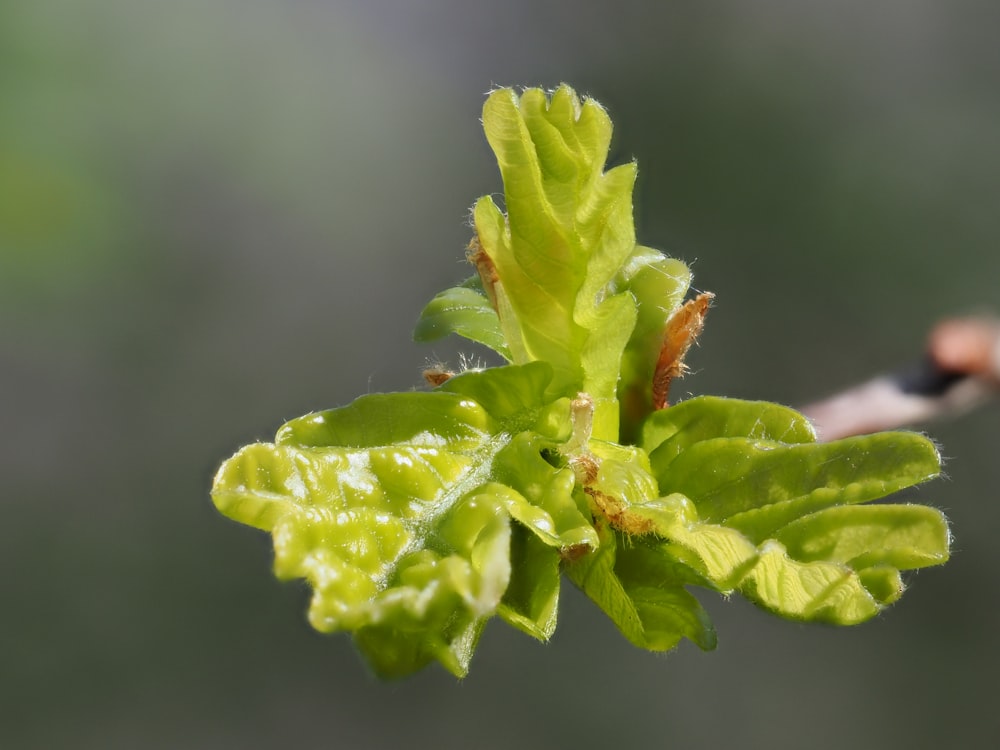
(800, 317, 1000, 440)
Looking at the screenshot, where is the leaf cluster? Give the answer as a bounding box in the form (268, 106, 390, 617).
(212, 86, 949, 678)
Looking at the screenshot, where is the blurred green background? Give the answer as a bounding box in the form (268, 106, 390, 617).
(4, 1, 999, 747)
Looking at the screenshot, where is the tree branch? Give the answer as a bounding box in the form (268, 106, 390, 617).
(801, 317, 1000, 440)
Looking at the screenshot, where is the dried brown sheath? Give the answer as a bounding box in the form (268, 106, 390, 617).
(652, 292, 714, 409)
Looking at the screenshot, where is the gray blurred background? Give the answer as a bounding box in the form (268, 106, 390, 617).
(3, 1, 999, 747)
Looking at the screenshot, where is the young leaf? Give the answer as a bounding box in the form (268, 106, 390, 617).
(413, 277, 511, 360)
(212, 364, 588, 677)
(473, 85, 643, 439)
(740, 540, 881, 624)
(656, 432, 940, 534)
(774, 504, 950, 570)
(564, 524, 717, 652)
(642, 395, 816, 460)
(498, 524, 562, 640)
(614, 247, 692, 441)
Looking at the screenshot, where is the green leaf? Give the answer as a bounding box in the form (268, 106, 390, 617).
(775, 504, 950, 570)
(643, 402, 945, 626)
(212, 364, 582, 677)
(413, 279, 511, 360)
(643, 396, 815, 461)
(275, 389, 491, 451)
(473, 86, 644, 439)
(740, 541, 880, 624)
(490, 434, 597, 550)
(623, 494, 760, 592)
(439, 360, 560, 428)
(565, 524, 716, 651)
(657, 432, 940, 540)
(614, 247, 692, 442)
(350, 489, 512, 677)
(617, 538, 720, 651)
(570, 444, 757, 601)
(498, 525, 562, 640)
(857, 566, 905, 605)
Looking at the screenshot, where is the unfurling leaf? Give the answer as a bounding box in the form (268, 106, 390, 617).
(214, 363, 601, 677)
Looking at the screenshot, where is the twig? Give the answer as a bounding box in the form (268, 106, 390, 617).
(800, 317, 1000, 440)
